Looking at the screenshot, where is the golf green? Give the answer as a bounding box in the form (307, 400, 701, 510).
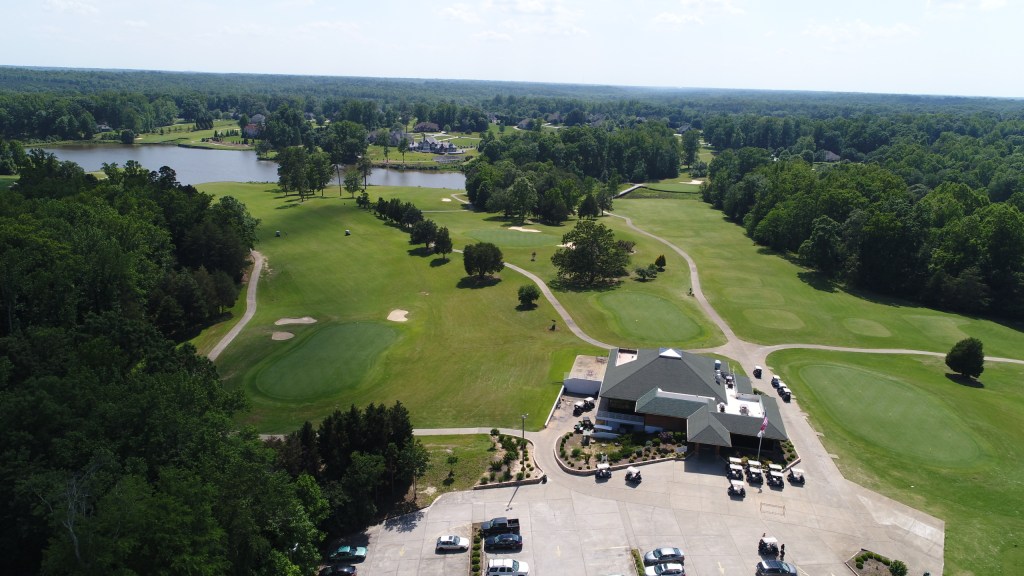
(796, 363, 981, 466)
(250, 322, 397, 401)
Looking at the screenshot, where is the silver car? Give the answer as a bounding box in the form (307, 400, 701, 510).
(643, 562, 685, 576)
(435, 535, 469, 551)
(643, 547, 685, 566)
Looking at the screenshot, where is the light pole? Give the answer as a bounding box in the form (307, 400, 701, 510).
(521, 414, 528, 440)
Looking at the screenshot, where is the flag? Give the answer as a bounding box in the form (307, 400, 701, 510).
(759, 415, 769, 433)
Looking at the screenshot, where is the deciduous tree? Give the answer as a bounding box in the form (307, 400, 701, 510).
(463, 242, 504, 279)
(946, 337, 984, 378)
(551, 220, 630, 285)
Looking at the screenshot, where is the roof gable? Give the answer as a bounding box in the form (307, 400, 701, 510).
(687, 406, 733, 447)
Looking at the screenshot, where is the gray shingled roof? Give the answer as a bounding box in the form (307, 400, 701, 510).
(599, 349, 730, 404)
(715, 397, 788, 440)
(634, 388, 710, 419)
(686, 406, 733, 447)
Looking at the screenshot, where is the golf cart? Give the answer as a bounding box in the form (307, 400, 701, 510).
(770, 376, 780, 388)
(727, 464, 744, 480)
(595, 462, 611, 480)
(758, 536, 780, 556)
(788, 468, 805, 485)
(574, 416, 594, 433)
(746, 462, 764, 483)
(728, 480, 746, 498)
(753, 365, 763, 378)
(584, 397, 595, 410)
(778, 385, 791, 402)
(625, 466, 642, 484)
(573, 401, 585, 416)
(767, 471, 785, 488)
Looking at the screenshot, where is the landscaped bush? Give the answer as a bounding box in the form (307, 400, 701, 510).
(490, 428, 500, 436)
(490, 459, 503, 472)
(480, 476, 488, 484)
(571, 447, 583, 459)
(889, 560, 908, 576)
(631, 549, 645, 575)
(502, 470, 512, 481)
(516, 472, 524, 481)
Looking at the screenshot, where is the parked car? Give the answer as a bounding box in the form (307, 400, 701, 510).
(485, 533, 523, 551)
(435, 535, 469, 551)
(486, 558, 530, 576)
(320, 565, 357, 576)
(480, 517, 521, 535)
(329, 545, 367, 563)
(643, 562, 685, 576)
(643, 547, 685, 566)
(756, 560, 798, 575)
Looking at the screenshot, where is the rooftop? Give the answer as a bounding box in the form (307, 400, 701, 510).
(567, 355, 608, 382)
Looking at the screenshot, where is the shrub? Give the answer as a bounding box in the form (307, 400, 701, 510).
(889, 559, 908, 576)
(489, 471, 496, 480)
(480, 476, 488, 484)
(490, 428, 500, 436)
(571, 447, 583, 458)
(516, 472, 525, 481)
(490, 460, 503, 472)
(856, 562, 864, 570)
(502, 470, 512, 481)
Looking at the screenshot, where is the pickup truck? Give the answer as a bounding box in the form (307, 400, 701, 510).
(480, 517, 521, 535)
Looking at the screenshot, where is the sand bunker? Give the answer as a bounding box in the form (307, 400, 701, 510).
(441, 198, 452, 202)
(275, 317, 317, 326)
(509, 226, 541, 233)
(387, 309, 409, 322)
(687, 179, 702, 185)
(272, 331, 294, 341)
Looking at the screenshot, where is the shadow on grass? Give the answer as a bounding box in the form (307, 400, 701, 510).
(430, 258, 450, 267)
(457, 276, 501, 289)
(945, 373, 984, 388)
(797, 270, 837, 293)
(549, 278, 621, 294)
(407, 246, 433, 257)
(515, 303, 539, 312)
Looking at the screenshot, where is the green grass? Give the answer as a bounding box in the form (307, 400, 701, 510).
(417, 434, 497, 504)
(0, 174, 16, 191)
(769, 350, 1024, 576)
(614, 195, 1024, 357)
(199, 183, 599, 433)
(134, 119, 252, 149)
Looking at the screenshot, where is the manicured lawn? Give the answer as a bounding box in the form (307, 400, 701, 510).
(614, 195, 1024, 357)
(768, 350, 1024, 576)
(417, 434, 496, 504)
(135, 119, 250, 148)
(199, 183, 598, 433)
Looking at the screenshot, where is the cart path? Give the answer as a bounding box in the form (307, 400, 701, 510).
(207, 250, 264, 362)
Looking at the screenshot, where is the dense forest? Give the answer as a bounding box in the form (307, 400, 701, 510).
(0, 155, 426, 574)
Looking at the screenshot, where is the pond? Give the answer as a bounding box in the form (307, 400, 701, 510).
(40, 144, 467, 189)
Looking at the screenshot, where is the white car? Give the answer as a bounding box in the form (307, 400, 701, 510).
(486, 558, 530, 576)
(644, 562, 685, 576)
(435, 535, 469, 551)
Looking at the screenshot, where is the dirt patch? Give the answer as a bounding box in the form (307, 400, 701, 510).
(387, 309, 409, 322)
(421, 486, 438, 496)
(275, 317, 316, 325)
(272, 331, 294, 341)
(509, 226, 540, 233)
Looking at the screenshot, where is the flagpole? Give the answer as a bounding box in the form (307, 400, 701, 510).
(756, 431, 763, 461)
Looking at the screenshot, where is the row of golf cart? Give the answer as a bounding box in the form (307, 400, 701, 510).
(726, 457, 805, 497)
(572, 397, 595, 416)
(595, 463, 643, 484)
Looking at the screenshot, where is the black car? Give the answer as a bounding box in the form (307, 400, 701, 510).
(485, 533, 523, 550)
(756, 560, 797, 575)
(320, 565, 357, 576)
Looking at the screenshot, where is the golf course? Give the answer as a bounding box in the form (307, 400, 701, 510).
(198, 181, 1024, 575)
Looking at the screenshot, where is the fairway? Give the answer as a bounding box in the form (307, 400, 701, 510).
(250, 323, 396, 401)
(465, 227, 561, 247)
(614, 195, 1024, 357)
(598, 292, 703, 344)
(770, 350, 1024, 575)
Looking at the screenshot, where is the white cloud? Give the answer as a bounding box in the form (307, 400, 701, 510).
(443, 4, 481, 23)
(123, 19, 149, 28)
(652, 12, 703, 26)
(803, 19, 918, 43)
(474, 30, 512, 41)
(298, 20, 359, 34)
(44, 0, 97, 15)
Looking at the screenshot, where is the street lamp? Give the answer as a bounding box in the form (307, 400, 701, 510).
(520, 413, 528, 442)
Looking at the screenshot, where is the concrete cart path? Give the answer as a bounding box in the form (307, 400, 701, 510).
(207, 250, 263, 361)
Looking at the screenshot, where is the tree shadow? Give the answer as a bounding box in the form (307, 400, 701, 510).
(515, 303, 538, 312)
(457, 276, 501, 289)
(797, 270, 837, 293)
(944, 373, 984, 388)
(381, 510, 425, 533)
(549, 278, 621, 294)
(406, 246, 433, 257)
(275, 202, 300, 210)
(430, 258, 450, 267)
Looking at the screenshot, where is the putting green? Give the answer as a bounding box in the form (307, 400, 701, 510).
(742, 309, 805, 330)
(251, 322, 397, 401)
(466, 228, 561, 248)
(798, 363, 981, 466)
(842, 318, 892, 338)
(724, 287, 784, 305)
(598, 292, 702, 343)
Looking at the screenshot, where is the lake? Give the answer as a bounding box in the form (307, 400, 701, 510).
(40, 144, 467, 189)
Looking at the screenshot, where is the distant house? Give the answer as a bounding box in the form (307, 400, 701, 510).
(823, 150, 841, 162)
(414, 134, 462, 155)
(249, 114, 266, 126)
(242, 123, 261, 138)
(96, 123, 113, 133)
(595, 348, 788, 455)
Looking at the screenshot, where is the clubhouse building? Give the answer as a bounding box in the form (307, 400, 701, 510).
(566, 348, 788, 455)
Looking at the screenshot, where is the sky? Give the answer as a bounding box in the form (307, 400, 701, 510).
(4, 0, 1023, 98)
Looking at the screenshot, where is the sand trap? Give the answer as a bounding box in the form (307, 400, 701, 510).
(387, 309, 409, 322)
(272, 331, 294, 341)
(275, 317, 317, 326)
(441, 198, 452, 202)
(509, 226, 540, 233)
(686, 179, 703, 185)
